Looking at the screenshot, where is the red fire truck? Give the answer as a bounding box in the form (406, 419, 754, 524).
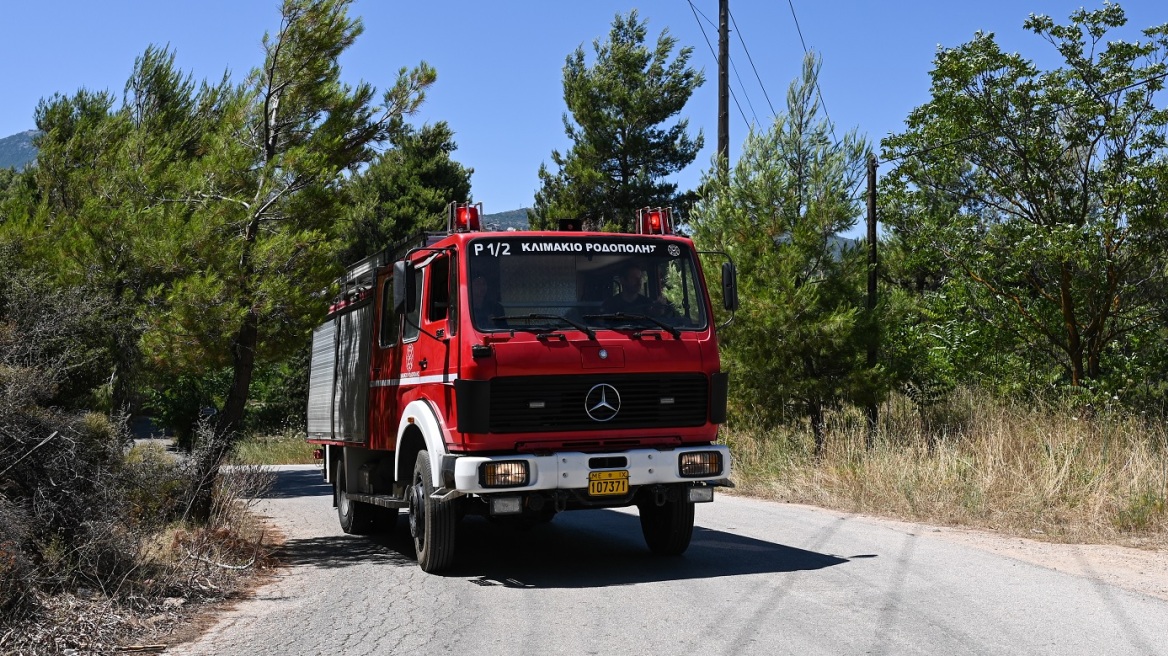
(307, 203, 737, 572)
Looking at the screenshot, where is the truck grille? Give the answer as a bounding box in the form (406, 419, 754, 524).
(489, 373, 709, 433)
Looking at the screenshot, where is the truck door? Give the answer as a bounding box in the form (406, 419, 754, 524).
(413, 254, 456, 420)
(368, 272, 407, 451)
(369, 253, 455, 450)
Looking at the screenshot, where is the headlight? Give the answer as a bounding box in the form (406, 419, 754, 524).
(678, 451, 723, 478)
(480, 461, 529, 487)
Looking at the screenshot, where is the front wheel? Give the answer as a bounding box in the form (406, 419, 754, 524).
(638, 496, 695, 556)
(407, 450, 458, 572)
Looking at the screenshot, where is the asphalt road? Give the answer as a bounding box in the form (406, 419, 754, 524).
(170, 465, 1168, 656)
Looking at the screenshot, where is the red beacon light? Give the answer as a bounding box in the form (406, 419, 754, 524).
(636, 207, 673, 235)
(447, 201, 483, 233)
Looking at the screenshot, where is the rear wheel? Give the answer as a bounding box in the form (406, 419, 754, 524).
(407, 450, 458, 572)
(336, 459, 378, 535)
(639, 496, 695, 556)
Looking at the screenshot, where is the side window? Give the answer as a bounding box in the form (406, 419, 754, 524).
(403, 268, 423, 342)
(427, 256, 449, 322)
(379, 277, 398, 347)
(660, 259, 706, 327)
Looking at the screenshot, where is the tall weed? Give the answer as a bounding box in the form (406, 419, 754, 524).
(726, 387, 1168, 545)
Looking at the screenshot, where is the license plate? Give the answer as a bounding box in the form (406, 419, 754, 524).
(588, 470, 629, 496)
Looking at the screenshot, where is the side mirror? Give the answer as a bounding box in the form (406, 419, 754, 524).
(721, 262, 739, 312)
(393, 261, 416, 315)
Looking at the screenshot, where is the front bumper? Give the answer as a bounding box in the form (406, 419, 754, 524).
(449, 446, 731, 495)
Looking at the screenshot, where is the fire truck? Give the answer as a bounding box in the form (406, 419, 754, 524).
(306, 203, 738, 572)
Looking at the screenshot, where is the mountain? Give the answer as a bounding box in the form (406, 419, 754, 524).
(480, 208, 530, 231)
(0, 130, 37, 170)
(830, 235, 863, 253)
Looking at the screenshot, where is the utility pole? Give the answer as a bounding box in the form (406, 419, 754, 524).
(865, 153, 879, 449)
(718, 0, 729, 177)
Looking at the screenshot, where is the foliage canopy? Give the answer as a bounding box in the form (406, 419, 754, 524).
(531, 10, 704, 231)
(881, 4, 1168, 394)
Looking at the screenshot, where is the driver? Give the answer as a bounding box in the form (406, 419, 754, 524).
(601, 263, 669, 315)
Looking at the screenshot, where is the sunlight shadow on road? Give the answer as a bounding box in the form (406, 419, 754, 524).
(445, 510, 850, 588)
(276, 508, 850, 588)
(278, 522, 416, 570)
(258, 467, 330, 500)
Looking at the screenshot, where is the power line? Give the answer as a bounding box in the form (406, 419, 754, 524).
(689, 2, 717, 30)
(689, 1, 758, 126)
(687, 0, 751, 128)
(786, 0, 838, 143)
(729, 47, 761, 124)
(885, 70, 1168, 164)
(728, 8, 777, 118)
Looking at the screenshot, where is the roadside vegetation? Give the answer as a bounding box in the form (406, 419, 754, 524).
(693, 4, 1168, 549)
(725, 389, 1168, 546)
(229, 431, 317, 466)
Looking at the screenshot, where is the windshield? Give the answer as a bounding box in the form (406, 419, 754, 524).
(468, 236, 709, 333)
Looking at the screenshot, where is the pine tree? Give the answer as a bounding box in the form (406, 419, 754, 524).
(692, 54, 871, 453)
(137, 0, 435, 519)
(531, 10, 703, 231)
(340, 121, 472, 262)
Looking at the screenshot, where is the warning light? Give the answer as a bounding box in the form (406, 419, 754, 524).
(648, 211, 662, 231)
(447, 201, 483, 233)
(636, 207, 673, 235)
(457, 206, 479, 230)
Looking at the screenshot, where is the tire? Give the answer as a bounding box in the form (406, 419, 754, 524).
(638, 496, 695, 556)
(336, 459, 378, 535)
(407, 450, 458, 572)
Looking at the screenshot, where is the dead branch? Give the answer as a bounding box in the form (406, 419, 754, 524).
(184, 548, 256, 571)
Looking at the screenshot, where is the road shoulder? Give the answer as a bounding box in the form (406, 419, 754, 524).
(773, 501, 1168, 602)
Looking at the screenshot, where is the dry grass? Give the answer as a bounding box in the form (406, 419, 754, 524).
(230, 430, 316, 465)
(725, 388, 1168, 548)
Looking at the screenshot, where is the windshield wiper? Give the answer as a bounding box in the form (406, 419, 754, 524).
(491, 313, 596, 340)
(584, 313, 682, 340)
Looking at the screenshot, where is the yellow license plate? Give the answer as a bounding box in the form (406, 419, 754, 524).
(588, 470, 629, 496)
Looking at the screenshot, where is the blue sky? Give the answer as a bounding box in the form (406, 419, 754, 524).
(2, 1, 1164, 227)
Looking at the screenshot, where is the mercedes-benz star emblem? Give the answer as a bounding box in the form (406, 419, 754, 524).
(585, 384, 621, 422)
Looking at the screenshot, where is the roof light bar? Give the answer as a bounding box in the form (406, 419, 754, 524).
(636, 207, 674, 235)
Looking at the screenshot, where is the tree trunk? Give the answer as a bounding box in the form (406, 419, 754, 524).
(810, 402, 826, 457)
(109, 281, 140, 414)
(1058, 262, 1084, 386)
(216, 309, 260, 440)
(186, 308, 260, 523)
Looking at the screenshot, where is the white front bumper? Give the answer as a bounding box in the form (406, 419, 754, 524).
(451, 446, 731, 494)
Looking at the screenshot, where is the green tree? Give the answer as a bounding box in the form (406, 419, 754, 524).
(0, 168, 17, 201)
(691, 54, 871, 452)
(881, 4, 1168, 391)
(137, 0, 434, 518)
(1, 46, 233, 411)
(531, 10, 704, 231)
(340, 121, 472, 262)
